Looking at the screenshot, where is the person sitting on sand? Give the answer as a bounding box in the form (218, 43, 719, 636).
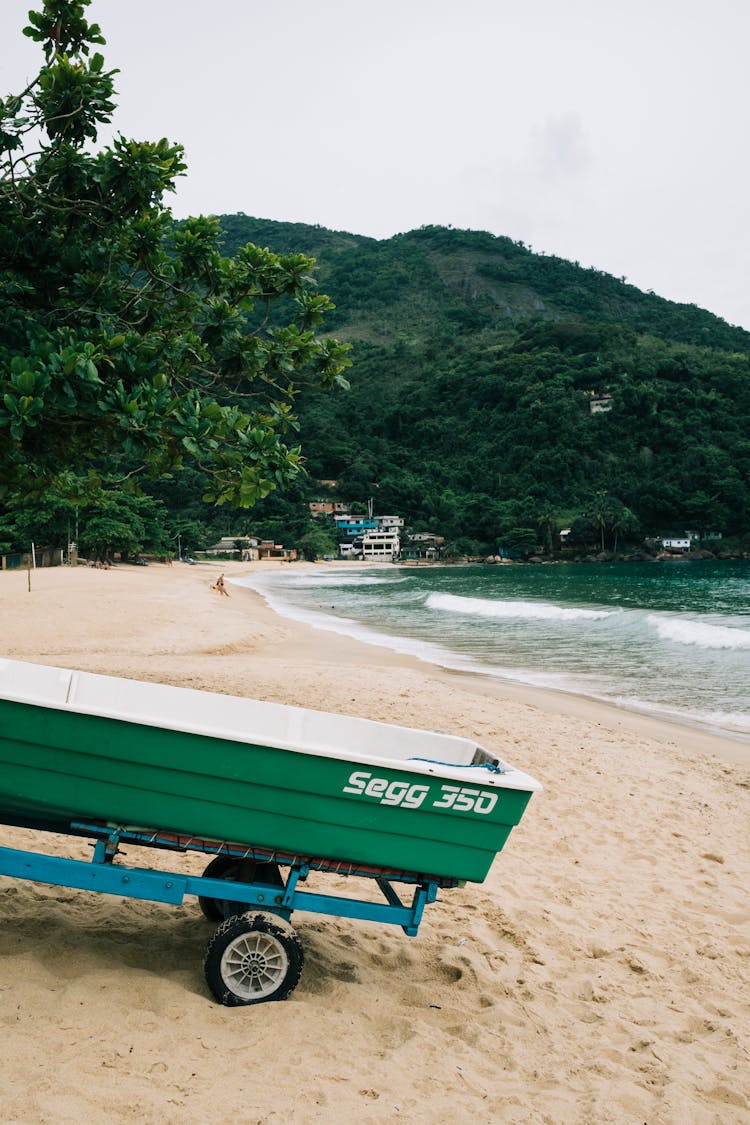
(214, 573, 229, 596)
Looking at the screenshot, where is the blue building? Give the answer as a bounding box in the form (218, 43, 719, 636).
(333, 516, 378, 537)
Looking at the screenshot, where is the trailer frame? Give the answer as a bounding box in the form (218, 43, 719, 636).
(0, 820, 457, 1005)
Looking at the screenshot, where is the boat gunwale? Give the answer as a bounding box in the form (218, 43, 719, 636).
(0, 661, 541, 793)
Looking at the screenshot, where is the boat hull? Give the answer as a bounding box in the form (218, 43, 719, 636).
(0, 663, 539, 883)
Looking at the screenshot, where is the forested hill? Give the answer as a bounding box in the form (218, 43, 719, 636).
(216, 215, 750, 550)
(219, 216, 750, 353)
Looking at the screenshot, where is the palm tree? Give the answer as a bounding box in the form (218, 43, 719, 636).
(586, 491, 610, 551)
(610, 505, 639, 553)
(535, 503, 558, 554)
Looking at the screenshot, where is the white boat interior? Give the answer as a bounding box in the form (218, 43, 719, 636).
(0, 657, 540, 790)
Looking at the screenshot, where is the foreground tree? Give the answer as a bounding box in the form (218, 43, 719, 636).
(0, 1, 349, 507)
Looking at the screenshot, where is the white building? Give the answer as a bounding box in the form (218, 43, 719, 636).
(661, 537, 691, 552)
(361, 529, 400, 559)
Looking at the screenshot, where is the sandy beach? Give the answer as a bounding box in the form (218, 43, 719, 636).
(1, 559, 748, 1124)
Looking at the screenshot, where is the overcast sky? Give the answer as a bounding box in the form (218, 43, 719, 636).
(3, 0, 749, 329)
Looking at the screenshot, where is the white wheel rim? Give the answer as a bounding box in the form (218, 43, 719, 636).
(220, 930, 289, 1000)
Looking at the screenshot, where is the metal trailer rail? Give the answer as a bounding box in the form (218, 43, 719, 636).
(0, 821, 458, 1005)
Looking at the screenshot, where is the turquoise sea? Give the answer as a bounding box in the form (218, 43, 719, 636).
(236, 560, 750, 742)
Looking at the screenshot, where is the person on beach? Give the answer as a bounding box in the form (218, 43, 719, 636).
(214, 573, 229, 596)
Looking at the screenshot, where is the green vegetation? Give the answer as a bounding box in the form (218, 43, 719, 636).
(0, 2, 348, 516)
(217, 217, 750, 554)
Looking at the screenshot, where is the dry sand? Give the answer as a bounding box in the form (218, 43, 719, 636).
(0, 560, 748, 1124)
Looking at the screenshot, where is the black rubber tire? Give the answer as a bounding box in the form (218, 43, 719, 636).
(197, 855, 240, 922)
(204, 911, 304, 1005)
(198, 855, 284, 922)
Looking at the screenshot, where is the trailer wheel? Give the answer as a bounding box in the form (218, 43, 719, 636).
(204, 911, 304, 1005)
(198, 855, 284, 922)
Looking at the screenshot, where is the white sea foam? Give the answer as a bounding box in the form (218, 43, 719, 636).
(607, 694, 750, 738)
(234, 569, 750, 743)
(235, 575, 477, 668)
(647, 614, 750, 650)
(427, 592, 614, 622)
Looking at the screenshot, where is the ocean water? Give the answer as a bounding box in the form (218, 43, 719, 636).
(235, 560, 750, 741)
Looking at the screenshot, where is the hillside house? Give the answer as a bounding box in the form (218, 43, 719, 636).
(333, 515, 378, 537)
(686, 530, 723, 542)
(309, 499, 349, 517)
(375, 515, 404, 531)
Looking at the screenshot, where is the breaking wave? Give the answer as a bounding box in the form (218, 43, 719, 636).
(236, 561, 750, 742)
(426, 593, 614, 622)
(647, 615, 750, 650)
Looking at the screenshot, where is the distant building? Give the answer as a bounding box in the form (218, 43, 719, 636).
(1, 546, 65, 569)
(333, 514, 378, 537)
(338, 540, 360, 558)
(257, 540, 297, 561)
(659, 530, 723, 552)
(309, 499, 348, 517)
(360, 529, 400, 559)
(331, 509, 405, 559)
(686, 530, 723, 542)
(660, 536, 691, 552)
(204, 536, 260, 560)
(589, 394, 613, 414)
(401, 532, 444, 561)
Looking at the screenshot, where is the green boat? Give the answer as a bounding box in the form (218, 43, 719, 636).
(0, 657, 540, 884)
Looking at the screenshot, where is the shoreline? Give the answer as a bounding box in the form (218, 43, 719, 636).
(1, 560, 749, 1123)
(236, 562, 750, 767)
(1, 557, 747, 767)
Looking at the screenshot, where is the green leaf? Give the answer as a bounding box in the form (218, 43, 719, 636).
(12, 369, 37, 394)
